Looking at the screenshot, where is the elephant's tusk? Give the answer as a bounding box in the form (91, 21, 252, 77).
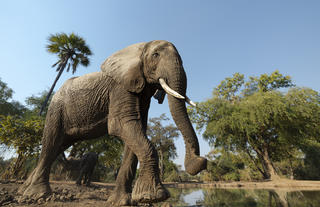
(159, 78, 185, 100)
(186, 96, 197, 107)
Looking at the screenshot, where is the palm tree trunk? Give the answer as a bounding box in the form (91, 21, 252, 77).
(39, 60, 67, 116)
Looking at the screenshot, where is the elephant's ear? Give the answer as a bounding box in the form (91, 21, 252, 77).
(101, 42, 146, 93)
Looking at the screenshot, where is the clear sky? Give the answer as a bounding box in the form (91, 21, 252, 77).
(1, 1, 320, 167)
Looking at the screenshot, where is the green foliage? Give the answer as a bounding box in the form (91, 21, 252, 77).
(147, 114, 179, 160)
(147, 114, 180, 180)
(0, 157, 12, 174)
(0, 78, 26, 116)
(68, 135, 123, 168)
(244, 70, 294, 95)
(190, 71, 320, 180)
(25, 90, 53, 117)
(201, 148, 245, 181)
(293, 140, 320, 180)
(64, 135, 123, 182)
(163, 160, 180, 182)
(46, 32, 92, 74)
(0, 78, 13, 101)
(213, 72, 244, 100)
(0, 115, 44, 156)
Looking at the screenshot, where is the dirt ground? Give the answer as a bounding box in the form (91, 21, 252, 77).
(1, 179, 320, 206)
(0, 180, 117, 207)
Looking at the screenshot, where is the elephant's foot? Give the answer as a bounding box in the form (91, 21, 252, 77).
(21, 181, 52, 200)
(106, 190, 136, 206)
(18, 180, 31, 195)
(132, 176, 170, 203)
(18, 169, 36, 195)
(185, 154, 207, 176)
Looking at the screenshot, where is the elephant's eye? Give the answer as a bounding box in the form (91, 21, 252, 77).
(152, 52, 159, 58)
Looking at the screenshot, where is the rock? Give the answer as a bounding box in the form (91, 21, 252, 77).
(37, 198, 44, 204)
(17, 196, 26, 203)
(62, 189, 69, 195)
(50, 193, 58, 201)
(26, 198, 33, 204)
(99, 188, 108, 193)
(0, 194, 14, 206)
(75, 192, 82, 199)
(66, 194, 74, 200)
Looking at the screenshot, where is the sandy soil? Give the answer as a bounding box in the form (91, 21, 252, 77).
(1, 179, 320, 206)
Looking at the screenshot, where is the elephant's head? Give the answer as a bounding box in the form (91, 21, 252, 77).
(101, 40, 207, 175)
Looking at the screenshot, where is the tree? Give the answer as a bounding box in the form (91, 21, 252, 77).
(39, 33, 92, 115)
(147, 114, 179, 180)
(0, 115, 43, 178)
(190, 71, 320, 180)
(25, 90, 53, 117)
(0, 78, 26, 116)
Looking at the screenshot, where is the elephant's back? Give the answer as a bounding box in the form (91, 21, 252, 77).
(52, 72, 111, 103)
(49, 72, 114, 134)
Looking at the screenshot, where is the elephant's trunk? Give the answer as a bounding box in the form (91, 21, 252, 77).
(165, 68, 207, 175)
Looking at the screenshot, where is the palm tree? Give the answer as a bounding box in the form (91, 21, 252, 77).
(39, 33, 92, 115)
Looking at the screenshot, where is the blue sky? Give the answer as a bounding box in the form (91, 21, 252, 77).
(1, 1, 320, 167)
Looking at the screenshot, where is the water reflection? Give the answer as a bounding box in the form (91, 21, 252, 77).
(155, 188, 320, 207)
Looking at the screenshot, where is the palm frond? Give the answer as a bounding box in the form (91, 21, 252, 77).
(51, 60, 60, 68)
(80, 56, 89, 67)
(66, 62, 71, 72)
(72, 58, 79, 74)
(55, 63, 62, 72)
(46, 32, 92, 74)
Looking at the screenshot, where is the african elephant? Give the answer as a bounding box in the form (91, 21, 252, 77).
(76, 152, 98, 186)
(18, 40, 207, 205)
(57, 152, 98, 186)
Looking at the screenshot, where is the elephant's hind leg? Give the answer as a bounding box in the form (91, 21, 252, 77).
(21, 137, 70, 199)
(107, 145, 138, 206)
(19, 115, 69, 199)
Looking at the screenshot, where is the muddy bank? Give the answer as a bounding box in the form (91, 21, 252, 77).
(0, 180, 114, 207)
(165, 179, 320, 191)
(1, 179, 320, 206)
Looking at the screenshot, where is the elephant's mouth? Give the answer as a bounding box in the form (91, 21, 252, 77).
(159, 78, 196, 107)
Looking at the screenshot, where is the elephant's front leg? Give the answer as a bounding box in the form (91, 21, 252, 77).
(117, 120, 170, 204)
(106, 145, 138, 206)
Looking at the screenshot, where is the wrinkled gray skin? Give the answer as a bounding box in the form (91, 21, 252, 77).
(18, 40, 207, 205)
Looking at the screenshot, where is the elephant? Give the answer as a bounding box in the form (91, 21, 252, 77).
(76, 152, 98, 186)
(18, 40, 207, 205)
(57, 152, 98, 186)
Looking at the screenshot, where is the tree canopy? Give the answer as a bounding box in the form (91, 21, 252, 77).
(147, 114, 180, 181)
(0, 78, 26, 116)
(190, 71, 320, 180)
